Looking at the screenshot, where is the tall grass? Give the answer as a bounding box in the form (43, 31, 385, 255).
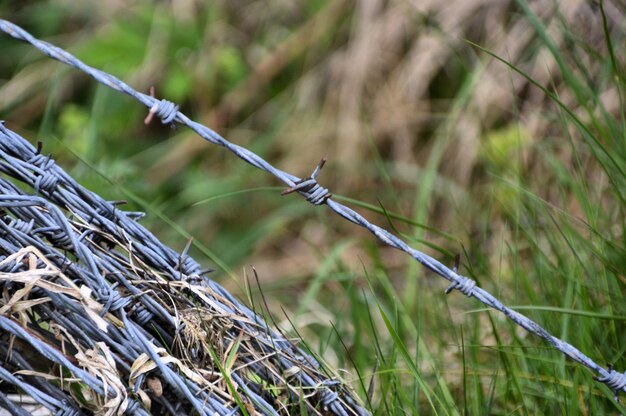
(0, 1, 624, 414)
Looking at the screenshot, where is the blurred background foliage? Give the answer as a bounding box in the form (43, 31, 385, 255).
(0, 0, 625, 414)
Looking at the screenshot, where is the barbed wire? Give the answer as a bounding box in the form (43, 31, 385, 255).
(0, 23, 369, 416)
(0, 18, 624, 405)
(0, 123, 368, 415)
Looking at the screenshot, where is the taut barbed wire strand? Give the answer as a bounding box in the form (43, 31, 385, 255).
(0, 18, 624, 404)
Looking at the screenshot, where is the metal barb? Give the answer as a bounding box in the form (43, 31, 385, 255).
(595, 364, 626, 402)
(281, 157, 332, 205)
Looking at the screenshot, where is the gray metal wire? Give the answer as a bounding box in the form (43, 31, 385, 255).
(0, 115, 367, 413)
(0, 17, 624, 408)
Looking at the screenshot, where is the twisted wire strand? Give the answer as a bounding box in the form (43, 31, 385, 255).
(0, 126, 366, 412)
(0, 18, 623, 402)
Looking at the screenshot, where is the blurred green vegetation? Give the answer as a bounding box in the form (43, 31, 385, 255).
(0, 0, 625, 414)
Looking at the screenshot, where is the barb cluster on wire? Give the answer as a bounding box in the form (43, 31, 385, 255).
(0, 125, 368, 415)
(0, 18, 624, 407)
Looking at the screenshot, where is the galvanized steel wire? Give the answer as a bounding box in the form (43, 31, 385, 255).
(0, 18, 624, 411)
(0, 122, 369, 415)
